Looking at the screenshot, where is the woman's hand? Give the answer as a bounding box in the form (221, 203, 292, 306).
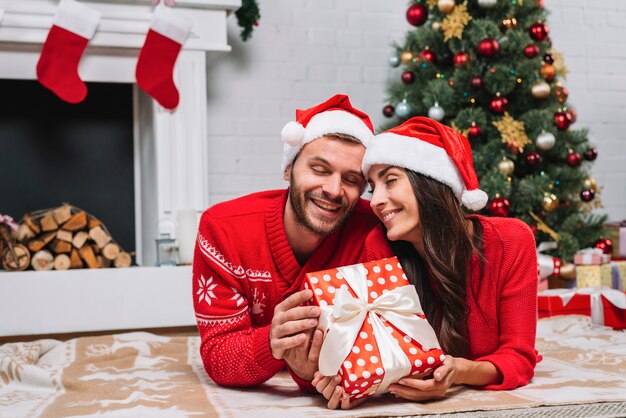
(311, 371, 366, 410)
(388, 355, 456, 401)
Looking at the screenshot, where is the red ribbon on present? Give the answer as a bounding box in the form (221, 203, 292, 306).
(539, 287, 626, 326)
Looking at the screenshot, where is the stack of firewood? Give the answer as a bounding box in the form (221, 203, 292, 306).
(6, 204, 132, 271)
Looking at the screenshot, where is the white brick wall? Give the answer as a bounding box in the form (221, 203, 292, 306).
(205, 0, 626, 220)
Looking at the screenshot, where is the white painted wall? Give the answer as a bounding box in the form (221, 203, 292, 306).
(204, 0, 626, 220)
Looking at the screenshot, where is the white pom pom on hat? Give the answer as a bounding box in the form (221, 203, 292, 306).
(281, 121, 305, 147)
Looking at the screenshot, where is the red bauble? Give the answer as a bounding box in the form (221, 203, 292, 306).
(525, 152, 541, 166)
(402, 71, 415, 84)
(506, 142, 521, 155)
(580, 189, 595, 202)
(406, 3, 428, 26)
(468, 125, 481, 138)
(524, 44, 540, 58)
(568, 108, 577, 123)
(529, 22, 549, 41)
(453, 51, 470, 68)
(489, 196, 511, 217)
(383, 105, 395, 118)
(543, 53, 554, 64)
(584, 148, 598, 161)
(420, 49, 436, 62)
(470, 75, 483, 89)
(554, 85, 568, 104)
(477, 38, 500, 57)
(566, 151, 582, 167)
(594, 238, 613, 255)
(489, 96, 508, 114)
(554, 110, 573, 130)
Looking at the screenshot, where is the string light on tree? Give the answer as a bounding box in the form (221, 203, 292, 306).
(428, 101, 445, 121)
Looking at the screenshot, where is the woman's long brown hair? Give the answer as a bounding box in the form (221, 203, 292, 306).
(389, 170, 483, 357)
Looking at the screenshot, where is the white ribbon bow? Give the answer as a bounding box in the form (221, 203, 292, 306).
(537, 241, 558, 280)
(318, 263, 440, 394)
(540, 286, 626, 325)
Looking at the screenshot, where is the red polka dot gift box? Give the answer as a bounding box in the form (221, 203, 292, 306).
(303, 257, 445, 401)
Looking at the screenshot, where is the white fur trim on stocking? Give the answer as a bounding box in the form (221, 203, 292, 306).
(151, 4, 192, 45)
(461, 189, 488, 211)
(54, 0, 101, 40)
(281, 121, 305, 146)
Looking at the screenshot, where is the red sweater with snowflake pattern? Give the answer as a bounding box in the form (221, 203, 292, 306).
(365, 215, 538, 390)
(192, 189, 384, 388)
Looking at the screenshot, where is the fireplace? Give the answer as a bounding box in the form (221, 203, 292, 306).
(0, 0, 239, 337)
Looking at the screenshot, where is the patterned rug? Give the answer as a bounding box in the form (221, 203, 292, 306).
(1, 315, 626, 417)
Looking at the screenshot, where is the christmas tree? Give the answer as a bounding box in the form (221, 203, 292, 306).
(383, 0, 606, 261)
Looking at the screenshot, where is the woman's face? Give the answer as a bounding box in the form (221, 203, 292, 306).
(367, 164, 421, 243)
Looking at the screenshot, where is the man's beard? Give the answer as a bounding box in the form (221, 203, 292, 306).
(289, 176, 353, 236)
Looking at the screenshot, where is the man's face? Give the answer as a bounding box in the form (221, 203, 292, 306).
(285, 136, 366, 236)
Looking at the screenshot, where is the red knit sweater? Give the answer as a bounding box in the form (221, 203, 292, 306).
(192, 189, 383, 388)
(366, 215, 538, 390)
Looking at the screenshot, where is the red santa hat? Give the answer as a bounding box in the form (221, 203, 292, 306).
(281, 94, 374, 172)
(362, 116, 488, 211)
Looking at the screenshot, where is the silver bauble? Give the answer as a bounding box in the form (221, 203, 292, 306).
(395, 100, 412, 118)
(388, 53, 401, 68)
(428, 102, 445, 121)
(531, 81, 550, 99)
(477, 0, 498, 8)
(536, 132, 556, 151)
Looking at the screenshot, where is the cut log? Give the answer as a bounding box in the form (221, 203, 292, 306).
(23, 214, 40, 235)
(89, 226, 112, 249)
(31, 250, 54, 271)
(102, 243, 120, 261)
(97, 255, 111, 268)
(17, 224, 35, 241)
(27, 232, 56, 252)
(114, 252, 132, 268)
(56, 229, 73, 243)
(70, 249, 83, 269)
(72, 231, 89, 249)
(40, 212, 59, 232)
(88, 216, 102, 229)
(53, 204, 72, 224)
(2, 244, 30, 271)
(53, 254, 71, 270)
(50, 239, 72, 254)
(79, 245, 99, 269)
(63, 211, 87, 232)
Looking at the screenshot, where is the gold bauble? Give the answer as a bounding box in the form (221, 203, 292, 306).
(497, 157, 515, 176)
(583, 177, 597, 190)
(502, 17, 517, 29)
(539, 63, 555, 81)
(531, 81, 551, 99)
(438, 0, 455, 13)
(400, 51, 414, 64)
(542, 193, 559, 212)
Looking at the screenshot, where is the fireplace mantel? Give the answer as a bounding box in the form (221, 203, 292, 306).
(0, 0, 239, 337)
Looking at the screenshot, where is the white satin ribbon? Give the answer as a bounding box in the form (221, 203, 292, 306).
(318, 264, 440, 394)
(539, 286, 626, 325)
(575, 247, 609, 264)
(537, 241, 558, 279)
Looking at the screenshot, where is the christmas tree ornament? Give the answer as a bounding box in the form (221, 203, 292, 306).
(441, 1, 472, 41)
(539, 63, 555, 81)
(567, 107, 577, 123)
(526, 152, 541, 166)
(529, 22, 549, 41)
(36, 0, 102, 104)
(136, 5, 192, 110)
(395, 99, 412, 118)
(388, 52, 401, 67)
(493, 112, 531, 152)
(502, 17, 517, 29)
(580, 189, 595, 202)
(453, 51, 471, 68)
(497, 157, 515, 176)
(470, 75, 483, 88)
(438, 0, 455, 14)
(542, 192, 559, 212)
(584, 148, 598, 161)
(543, 53, 554, 64)
(554, 85, 568, 104)
(566, 151, 582, 167)
(531, 81, 550, 99)
(401, 50, 415, 64)
(468, 123, 481, 138)
(489, 95, 508, 114)
(383, 105, 395, 118)
(489, 195, 511, 217)
(552, 51, 569, 79)
(583, 177, 597, 190)
(402, 71, 416, 84)
(554, 110, 573, 130)
(432, 21, 441, 30)
(524, 44, 540, 58)
(420, 48, 437, 62)
(536, 131, 556, 150)
(407, 3, 429, 26)
(477, 0, 498, 8)
(593, 238, 613, 255)
(477, 38, 499, 57)
(428, 102, 445, 121)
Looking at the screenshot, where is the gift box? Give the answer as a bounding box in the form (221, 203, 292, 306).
(304, 257, 445, 401)
(574, 248, 610, 265)
(576, 264, 613, 288)
(612, 260, 626, 291)
(606, 221, 626, 259)
(538, 287, 626, 330)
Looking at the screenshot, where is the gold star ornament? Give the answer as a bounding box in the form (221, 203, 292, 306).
(492, 112, 531, 153)
(441, 1, 472, 41)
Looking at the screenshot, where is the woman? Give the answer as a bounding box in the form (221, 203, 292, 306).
(312, 116, 538, 409)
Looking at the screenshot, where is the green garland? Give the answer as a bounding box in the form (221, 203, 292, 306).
(235, 0, 260, 41)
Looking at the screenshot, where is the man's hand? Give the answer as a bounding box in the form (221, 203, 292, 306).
(270, 289, 322, 380)
(312, 371, 366, 410)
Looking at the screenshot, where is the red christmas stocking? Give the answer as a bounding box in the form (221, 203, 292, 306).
(36, 0, 101, 104)
(136, 6, 191, 110)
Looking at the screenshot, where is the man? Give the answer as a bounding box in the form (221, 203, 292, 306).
(192, 94, 387, 390)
